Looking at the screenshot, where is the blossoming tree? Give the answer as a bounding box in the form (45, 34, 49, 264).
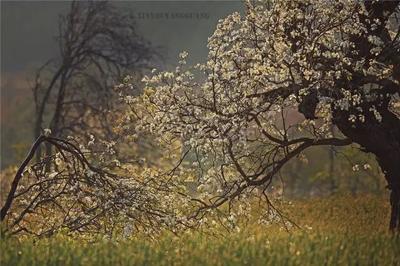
(2, 0, 399, 236)
(121, 0, 400, 230)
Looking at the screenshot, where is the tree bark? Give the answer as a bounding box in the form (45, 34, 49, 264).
(389, 177, 400, 231)
(377, 149, 400, 232)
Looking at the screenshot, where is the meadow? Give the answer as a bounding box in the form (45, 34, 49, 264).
(1, 194, 399, 266)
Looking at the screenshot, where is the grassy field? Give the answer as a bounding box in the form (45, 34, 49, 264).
(1, 195, 399, 266)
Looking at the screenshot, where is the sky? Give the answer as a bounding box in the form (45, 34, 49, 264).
(0, 1, 244, 168)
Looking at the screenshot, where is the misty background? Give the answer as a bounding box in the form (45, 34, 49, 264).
(1, 1, 244, 169)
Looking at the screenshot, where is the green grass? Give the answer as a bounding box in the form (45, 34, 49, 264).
(1, 195, 399, 266)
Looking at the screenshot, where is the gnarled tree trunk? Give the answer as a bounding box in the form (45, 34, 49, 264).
(333, 108, 400, 232)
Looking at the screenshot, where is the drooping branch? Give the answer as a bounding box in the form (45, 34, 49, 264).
(1, 136, 46, 221)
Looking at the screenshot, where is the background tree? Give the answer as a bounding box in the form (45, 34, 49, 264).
(33, 0, 157, 162)
(121, 0, 400, 230)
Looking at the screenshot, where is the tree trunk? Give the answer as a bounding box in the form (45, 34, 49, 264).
(333, 108, 400, 231)
(389, 182, 400, 232)
(375, 149, 400, 232)
(34, 113, 43, 162)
